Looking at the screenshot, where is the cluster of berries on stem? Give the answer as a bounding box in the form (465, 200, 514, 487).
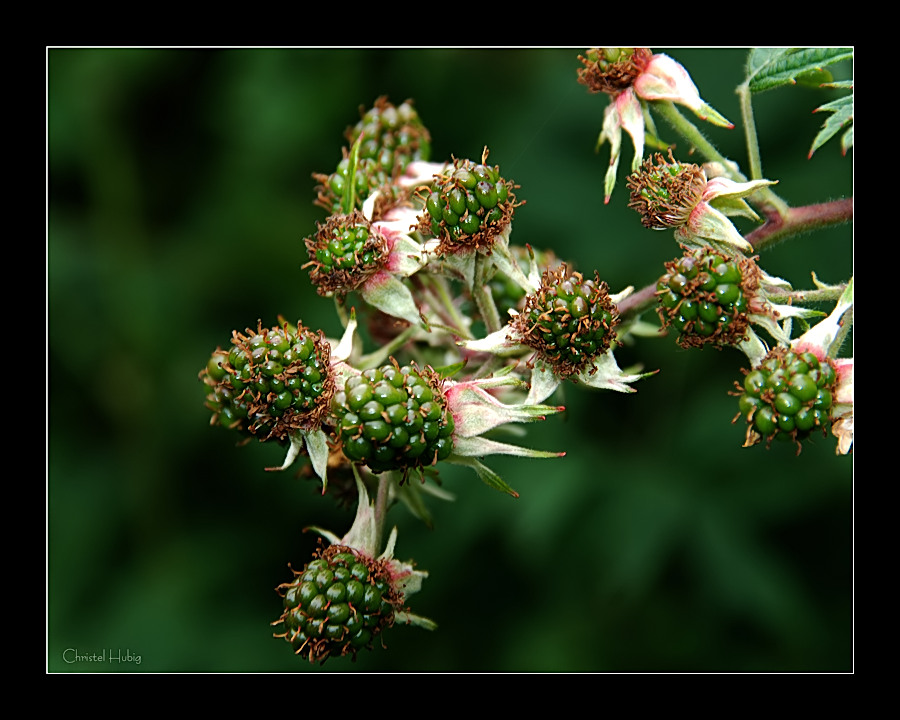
(199, 48, 853, 666)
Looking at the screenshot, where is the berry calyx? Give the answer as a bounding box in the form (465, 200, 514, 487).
(627, 151, 706, 230)
(416, 149, 519, 255)
(656, 245, 762, 349)
(577, 47, 653, 96)
(273, 544, 404, 664)
(731, 346, 839, 454)
(487, 245, 559, 321)
(510, 264, 619, 379)
(200, 321, 334, 442)
(303, 210, 389, 297)
(331, 359, 455, 477)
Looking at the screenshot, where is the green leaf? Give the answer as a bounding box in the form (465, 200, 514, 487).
(746, 48, 852, 93)
(808, 93, 853, 158)
(841, 126, 853, 154)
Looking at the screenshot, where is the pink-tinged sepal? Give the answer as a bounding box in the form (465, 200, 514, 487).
(634, 54, 733, 128)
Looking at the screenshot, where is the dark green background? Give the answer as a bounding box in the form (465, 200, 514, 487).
(48, 48, 853, 672)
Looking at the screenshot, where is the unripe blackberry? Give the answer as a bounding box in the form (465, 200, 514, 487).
(331, 360, 455, 475)
(510, 265, 619, 379)
(416, 151, 518, 255)
(577, 47, 653, 95)
(200, 321, 334, 443)
(274, 544, 404, 664)
(627, 151, 706, 230)
(348, 96, 431, 178)
(732, 346, 839, 453)
(314, 98, 431, 219)
(304, 210, 389, 297)
(313, 153, 386, 217)
(657, 245, 762, 349)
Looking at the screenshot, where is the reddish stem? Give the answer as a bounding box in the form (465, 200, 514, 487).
(617, 197, 853, 321)
(745, 197, 853, 252)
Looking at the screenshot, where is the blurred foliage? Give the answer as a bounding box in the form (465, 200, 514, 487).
(48, 48, 852, 673)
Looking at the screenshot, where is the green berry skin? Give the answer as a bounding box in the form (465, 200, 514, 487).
(733, 346, 840, 453)
(274, 545, 402, 664)
(200, 321, 334, 443)
(416, 153, 517, 255)
(332, 361, 455, 475)
(657, 246, 760, 349)
(348, 97, 431, 177)
(511, 265, 618, 378)
(313, 98, 431, 218)
(314, 155, 387, 217)
(304, 210, 389, 297)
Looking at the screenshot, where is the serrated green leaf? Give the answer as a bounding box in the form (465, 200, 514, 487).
(809, 94, 853, 158)
(795, 68, 834, 87)
(841, 126, 853, 154)
(746, 48, 784, 76)
(815, 94, 853, 114)
(746, 48, 852, 93)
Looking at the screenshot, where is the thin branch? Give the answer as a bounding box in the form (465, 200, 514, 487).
(745, 197, 853, 252)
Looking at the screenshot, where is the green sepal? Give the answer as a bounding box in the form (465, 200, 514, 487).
(266, 428, 331, 493)
(444, 455, 519, 498)
(360, 272, 427, 328)
(675, 204, 753, 254)
(453, 435, 564, 460)
(304, 428, 331, 493)
(391, 475, 455, 529)
(342, 132, 364, 215)
(432, 359, 468, 379)
(394, 611, 438, 631)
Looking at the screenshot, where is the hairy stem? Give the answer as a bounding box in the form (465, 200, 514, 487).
(745, 197, 853, 252)
(617, 282, 659, 319)
(736, 82, 763, 181)
(473, 253, 502, 334)
(766, 285, 847, 305)
(618, 197, 853, 321)
(374, 472, 390, 553)
(653, 101, 740, 178)
(358, 324, 420, 369)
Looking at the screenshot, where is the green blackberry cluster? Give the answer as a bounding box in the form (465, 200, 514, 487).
(350, 96, 431, 175)
(304, 210, 389, 297)
(657, 246, 759, 349)
(200, 321, 334, 442)
(274, 545, 402, 664)
(314, 97, 431, 218)
(417, 153, 517, 254)
(314, 153, 382, 215)
(511, 265, 619, 378)
(733, 346, 838, 453)
(331, 361, 455, 476)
